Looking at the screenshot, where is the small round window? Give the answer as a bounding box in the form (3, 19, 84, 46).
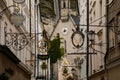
(61, 27, 68, 35)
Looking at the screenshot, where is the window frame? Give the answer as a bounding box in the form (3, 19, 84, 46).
(117, 13, 120, 44)
(109, 18, 116, 49)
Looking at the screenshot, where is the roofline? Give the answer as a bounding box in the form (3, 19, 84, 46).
(0, 45, 21, 64)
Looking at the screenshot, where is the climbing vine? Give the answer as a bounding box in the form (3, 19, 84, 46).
(48, 33, 64, 64)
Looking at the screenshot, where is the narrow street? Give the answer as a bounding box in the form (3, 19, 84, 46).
(0, 0, 120, 80)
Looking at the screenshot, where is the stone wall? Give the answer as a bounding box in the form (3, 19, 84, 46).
(0, 46, 31, 80)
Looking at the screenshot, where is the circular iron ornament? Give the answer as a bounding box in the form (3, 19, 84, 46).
(5, 33, 29, 51)
(71, 30, 85, 48)
(17, 34, 28, 46)
(12, 34, 29, 50)
(13, 0, 25, 4)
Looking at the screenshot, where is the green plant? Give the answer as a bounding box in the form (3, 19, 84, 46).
(63, 68, 68, 74)
(48, 33, 64, 64)
(41, 62, 47, 69)
(62, 68, 68, 76)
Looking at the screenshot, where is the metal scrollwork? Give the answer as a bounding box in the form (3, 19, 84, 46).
(38, 37, 50, 53)
(5, 33, 29, 51)
(5, 33, 13, 46)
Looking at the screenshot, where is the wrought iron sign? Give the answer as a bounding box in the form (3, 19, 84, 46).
(38, 38, 49, 53)
(37, 54, 49, 60)
(0, 0, 28, 51)
(5, 32, 30, 51)
(38, 30, 50, 53)
(71, 28, 85, 48)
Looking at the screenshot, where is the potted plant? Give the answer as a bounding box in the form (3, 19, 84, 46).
(62, 68, 68, 76)
(41, 62, 47, 70)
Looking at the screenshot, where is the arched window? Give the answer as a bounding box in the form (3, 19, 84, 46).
(63, 1, 66, 8)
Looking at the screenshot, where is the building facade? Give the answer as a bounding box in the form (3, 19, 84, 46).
(0, 0, 36, 80)
(79, 0, 107, 80)
(88, 0, 107, 80)
(105, 0, 120, 80)
(0, 45, 31, 80)
(79, 0, 120, 80)
(43, 0, 82, 80)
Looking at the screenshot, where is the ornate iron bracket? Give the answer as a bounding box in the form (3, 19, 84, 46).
(5, 32, 30, 51)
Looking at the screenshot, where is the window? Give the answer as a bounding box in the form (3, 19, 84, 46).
(93, 11, 96, 21)
(97, 29, 103, 41)
(117, 13, 120, 43)
(90, 1, 92, 6)
(99, 0, 102, 22)
(70, 0, 78, 10)
(109, 19, 115, 49)
(63, 1, 66, 8)
(90, 17, 92, 23)
(109, 0, 113, 4)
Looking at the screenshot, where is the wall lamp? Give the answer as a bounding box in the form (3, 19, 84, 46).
(88, 28, 120, 46)
(88, 30, 95, 43)
(88, 30, 105, 54)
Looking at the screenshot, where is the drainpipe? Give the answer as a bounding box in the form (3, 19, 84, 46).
(29, 0, 31, 37)
(34, 0, 38, 78)
(86, 0, 89, 80)
(105, 0, 109, 70)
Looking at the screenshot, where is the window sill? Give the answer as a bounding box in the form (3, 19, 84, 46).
(109, 46, 115, 52)
(118, 42, 120, 47)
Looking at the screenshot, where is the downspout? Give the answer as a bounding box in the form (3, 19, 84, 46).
(104, 0, 109, 70)
(104, 1, 109, 80)
(29, 0, 31, 37)
(34, 0, 38, 78)
(86, 0, 89, 80)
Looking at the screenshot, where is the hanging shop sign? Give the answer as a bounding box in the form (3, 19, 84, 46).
(71, 29, 85, 48)
(37, 54, 49, 60)
(10, 12, 25, 26)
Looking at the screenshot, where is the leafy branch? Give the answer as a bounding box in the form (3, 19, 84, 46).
(48, 33, 64, 64)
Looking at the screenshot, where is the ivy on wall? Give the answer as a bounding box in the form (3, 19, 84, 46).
(48, 33, 64, 64)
